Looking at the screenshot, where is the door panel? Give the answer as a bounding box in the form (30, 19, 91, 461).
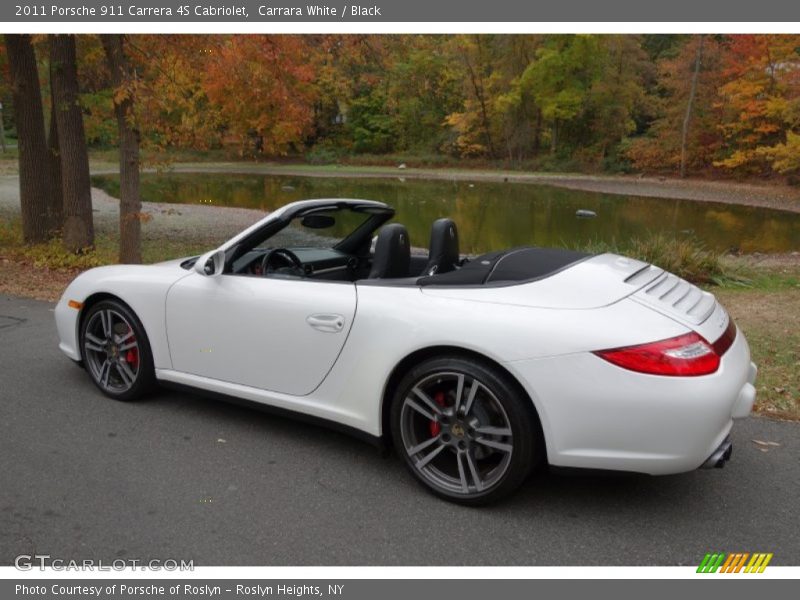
(165, 273, 356, 396)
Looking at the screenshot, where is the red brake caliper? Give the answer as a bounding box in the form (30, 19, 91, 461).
(428, 391, 447, 437)
(124, 327, 139, 369)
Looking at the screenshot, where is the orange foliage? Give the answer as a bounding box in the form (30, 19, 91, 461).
(203, 35, 318, 156)
(126, 34, 226, 152)
(714, 35, 800, 174)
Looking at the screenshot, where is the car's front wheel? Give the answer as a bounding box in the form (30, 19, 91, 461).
(390, 356, 540, 505)
(79, 299, 155, 401)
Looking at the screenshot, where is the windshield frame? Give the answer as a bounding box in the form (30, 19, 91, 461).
(221, 199, 395, 272)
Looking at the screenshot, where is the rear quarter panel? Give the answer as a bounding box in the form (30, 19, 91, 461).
(322, 285, 688, 436)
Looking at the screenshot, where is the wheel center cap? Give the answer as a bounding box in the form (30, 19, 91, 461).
(450, 423, 465, 438)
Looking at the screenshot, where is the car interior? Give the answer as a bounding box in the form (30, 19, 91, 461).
(184, 202, 591, 287)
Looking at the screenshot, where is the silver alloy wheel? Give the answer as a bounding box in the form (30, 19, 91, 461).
(399, 371, 514, 496)
(83, 308, 140, 394)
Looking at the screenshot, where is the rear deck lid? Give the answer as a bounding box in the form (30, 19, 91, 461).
(420, 253, 666, 309)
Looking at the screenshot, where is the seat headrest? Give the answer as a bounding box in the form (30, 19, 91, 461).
(369, 223, 410, 279)
(424, 218, 459, 276)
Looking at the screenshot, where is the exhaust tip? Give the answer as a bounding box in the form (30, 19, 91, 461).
(701, 438, 733, 469)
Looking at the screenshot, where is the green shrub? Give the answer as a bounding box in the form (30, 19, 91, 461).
(305, 144, 343, 165)
(22, 239, 112, 270)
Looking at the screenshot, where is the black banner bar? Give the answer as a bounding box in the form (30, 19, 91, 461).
(4, 0, 800, 23)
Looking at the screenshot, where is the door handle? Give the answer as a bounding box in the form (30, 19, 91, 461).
(306, 314, 345, 333)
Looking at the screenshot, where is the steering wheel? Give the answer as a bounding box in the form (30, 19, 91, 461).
(260, 248, 305, 277)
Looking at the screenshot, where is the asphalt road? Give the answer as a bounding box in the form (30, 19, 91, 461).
(1, 294, 798, 566)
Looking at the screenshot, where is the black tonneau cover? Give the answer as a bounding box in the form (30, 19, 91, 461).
(417, 247, 591, 287)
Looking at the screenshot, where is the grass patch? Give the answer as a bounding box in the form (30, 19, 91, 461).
(88, 146, 239, 168)
(717, 283, 800, 419)
(717, 262, 800, 292)
(742, 327, 799, 417)
(305, 150, 600, 173)
(713, 261, 800, 418)
(0, 148, 20, 175)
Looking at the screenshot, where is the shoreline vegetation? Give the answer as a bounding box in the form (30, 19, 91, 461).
(0, 160, 797, 420)
(155, 161, 800, 214)
(6, 144, 800, 213)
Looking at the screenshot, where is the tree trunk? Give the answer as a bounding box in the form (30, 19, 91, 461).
(680, 35, 704, 179)
(50, 34, 94, 252)
(0, 103, 7, 153)
(5, 34, 55, 243)
(533, 107, 542, 154)
(101, 34, 142, 264)
(47, 92, 64, 231)
(464, 37, 496, 158)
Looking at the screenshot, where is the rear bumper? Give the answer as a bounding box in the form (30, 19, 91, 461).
(733, 362, 757, 418)
(506, 327, 756, 475)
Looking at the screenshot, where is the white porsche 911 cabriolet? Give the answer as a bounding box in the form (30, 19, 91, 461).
(55, 198, 757, 504)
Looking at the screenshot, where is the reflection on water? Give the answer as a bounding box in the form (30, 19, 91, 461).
(91, 172, 800, 254)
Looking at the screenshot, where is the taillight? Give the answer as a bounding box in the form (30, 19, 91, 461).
(594, 321, 736, 377)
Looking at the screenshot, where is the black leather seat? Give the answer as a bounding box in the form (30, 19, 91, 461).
(369, 223, 410, 279)
(423, 218, 459, 276)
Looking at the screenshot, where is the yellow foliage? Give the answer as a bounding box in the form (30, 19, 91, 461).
(756, 130, 800, 174)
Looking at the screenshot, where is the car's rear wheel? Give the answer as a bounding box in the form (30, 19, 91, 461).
(79, 299, 155, 401)
(390, 356, 540, 505)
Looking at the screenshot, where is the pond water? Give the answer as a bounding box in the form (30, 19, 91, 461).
(91, 172, 800, 254)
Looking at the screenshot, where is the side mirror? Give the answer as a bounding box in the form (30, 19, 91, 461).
(194, 249, 226, 277)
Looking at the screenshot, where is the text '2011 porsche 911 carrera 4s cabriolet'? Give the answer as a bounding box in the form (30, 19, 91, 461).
(55, 198, 757, 504)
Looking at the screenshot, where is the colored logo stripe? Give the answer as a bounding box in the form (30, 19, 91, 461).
(745, 553, 773, 573)
(697, 553, 726, 573)
(697, 552, 773, 573)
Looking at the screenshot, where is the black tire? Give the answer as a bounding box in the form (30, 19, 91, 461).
(390, 355, 540, 505)
(79, 299, 156, 401)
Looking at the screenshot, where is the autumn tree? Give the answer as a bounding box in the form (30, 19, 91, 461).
(444, 35, 545, 161)
(203, 35, 317, 156)
(445, 35, 499, 157)
(51, 34, 94, 252)
(714, 35, 800, 175)
(626, 36, 725, 175)
(123, 35, 224, 154)
(5, 34, 58, 242)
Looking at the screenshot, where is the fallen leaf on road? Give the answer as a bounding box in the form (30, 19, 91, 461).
(752, 439, 781, 446)
(216, 438, 226, 443)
